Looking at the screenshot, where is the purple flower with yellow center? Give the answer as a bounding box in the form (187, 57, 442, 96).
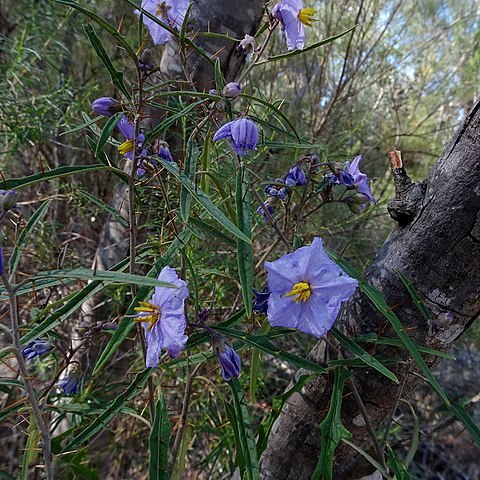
(117, 115, 145, 160)
(59, 374, 80, 395)
(213, 117, 258, 156)
(21, 339, 51, 360)
(272, 0, 316, 50)
(134, 266, 189, 368)
(134, 0, 189, 46)
(91, 97, 121, 117)
(265, 237, 357, 337)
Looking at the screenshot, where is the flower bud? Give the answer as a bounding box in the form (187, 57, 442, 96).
(21, 338, 51, 360)
(0, 190, 17, 211)
(222, 82, 242, 99)
(344, 193, 371, 204)
(343, 196, 366, 214)
(59, 373, 80, 395)
(253, 287, 270, 315)
(91, 97, 121, 117)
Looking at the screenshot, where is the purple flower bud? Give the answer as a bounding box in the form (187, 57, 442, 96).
(213, 117, 258, 156)
(222, 82, 242, 99)
(253, 287, 270, 315)
(21, 339, 51, 360)
(265, 182, 289, 200)
(0, 190, 17, 211)
(91, 97, 121, 117)
(217, 345, 242, 381)
(284, 165, 307, 187)
(343, 197, 366, 214)
(256, 197, 277, 221)
(59, 374, 80, 395)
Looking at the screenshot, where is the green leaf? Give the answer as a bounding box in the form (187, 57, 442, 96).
(236, 165, 253, 318)
(0, 165, 113, 190)
(20, 414, 38, 480)
(94, 111, 124, 157)
(54, 0, 137, 61)
(228, 379, 260, 480)
(330, 328, 399, 384)
(180, 141, 198, 222)
(215, 327, 327, 374)
(395, 269, 430, 321)
(77, 190, 128, 227)
(158, 159, 251, 244)
(63, 369, 152, 451)
(26, 268, 178, 289)
(312, 367, 352, 480)
(82, 24, 130, 98)
(256, 374, 312, 456)
(188, 217, 235, 247)
(9, 200, 51, 281)
(149, 393, 171, 480)
(20, 254, 143, 344)
(260, 25, 357, 64)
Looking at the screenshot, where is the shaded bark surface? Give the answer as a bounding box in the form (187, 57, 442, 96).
(260, 100, 480, 479)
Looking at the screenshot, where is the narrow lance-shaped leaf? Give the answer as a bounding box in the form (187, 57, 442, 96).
(82, 24, 131, 98)
(228, 379, 260, 480)
(236, 164, 253, 318)
(9, 200, 51, 281)
(157, 159, 251, 244)
(149, 393, 171, 480)
(312, 367, 352, 480)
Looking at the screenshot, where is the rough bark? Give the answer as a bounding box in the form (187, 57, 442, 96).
(260, 99, 480, 479)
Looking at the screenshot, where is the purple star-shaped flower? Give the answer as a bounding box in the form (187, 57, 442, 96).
(213, 117, 258, 156)
(272, 0, 316, 50)
(134, 0, 189, 46)
(134, 266, 189, 368)
(344, 155, 376, 203)
(265, 237, 358, 337)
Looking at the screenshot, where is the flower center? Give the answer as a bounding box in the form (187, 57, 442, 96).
(156, 1, 171, 17)
(118, 139, 134, 155)
(286, 281, 311, 303)
(134, 301, 162, 331)
(298, 8, 316, 26)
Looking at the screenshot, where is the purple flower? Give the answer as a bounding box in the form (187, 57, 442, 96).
(157, 142, 174, 162)
(256, 197, 277, 221)
(344, 155, 376, 203)
(222, 82, 242, 99)
(326, 170, 355, 188)
(213, 117, 258, 156)
(284, 165, 307, 187)
(134, 0, 189, 46)
(91, 97, 120, 117)
(253, 287, 270, 315)
(134, 266, 189, 368)
(265, 237, 358, 337)
(21, 339, 50, 360)
(59, 374, 80, 395)
(272, 1, 316, 50)
(265, 181, 289, 200)
(217, 345, 242, 381)
(117, 115, 147, 174)
(237, 34, 256, 55)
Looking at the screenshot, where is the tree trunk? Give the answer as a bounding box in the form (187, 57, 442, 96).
(260, 99, 480, 479)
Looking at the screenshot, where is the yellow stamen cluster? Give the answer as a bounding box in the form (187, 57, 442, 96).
(134, 301, 162, 332)
(286, 282, 311, 303)
(118, 139, 134, 155)
(298, 8, 316, 26)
